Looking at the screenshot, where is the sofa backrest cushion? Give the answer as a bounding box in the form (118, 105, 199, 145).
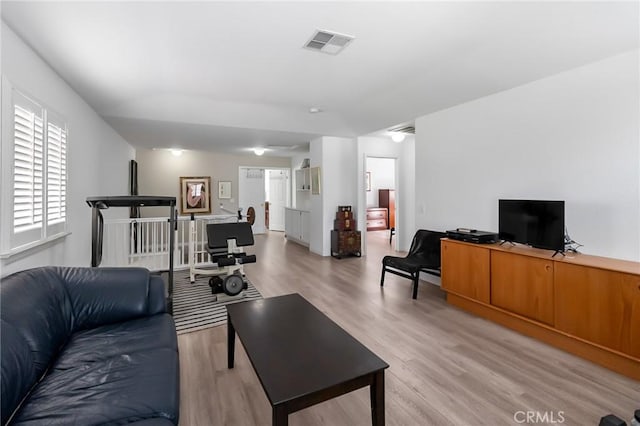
(57, 267, 151, 331)
(0, 267, 74, 424)
(148, 274, 168, 315)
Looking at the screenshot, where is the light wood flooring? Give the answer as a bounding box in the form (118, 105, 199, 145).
(177, 230, 639, 426)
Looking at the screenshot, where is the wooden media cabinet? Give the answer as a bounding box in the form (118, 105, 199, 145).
(441, 238, 640, 379)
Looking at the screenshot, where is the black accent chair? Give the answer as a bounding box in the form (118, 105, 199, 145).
(380, 229, 447, 299)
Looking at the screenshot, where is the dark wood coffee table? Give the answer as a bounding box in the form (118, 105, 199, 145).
(227, 293, 389, 426)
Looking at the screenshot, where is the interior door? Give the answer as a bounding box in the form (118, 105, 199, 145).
(267, 170, 288, 232)
(239, 168, 266, 234)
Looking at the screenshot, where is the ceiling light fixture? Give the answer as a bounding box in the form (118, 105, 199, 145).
(309, 107, 322, 114)
(169, 148, 183, 156)
(391, 133, 405, 143)
(254, 148, 265, 156)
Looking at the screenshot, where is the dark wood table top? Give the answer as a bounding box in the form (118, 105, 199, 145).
(226, 293, 389, 406)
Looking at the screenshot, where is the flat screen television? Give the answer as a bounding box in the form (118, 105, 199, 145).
(498, 199, 565, 251)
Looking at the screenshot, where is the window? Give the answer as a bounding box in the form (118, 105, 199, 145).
(2, 87, 68, 254)
(46, 113, 67, 234)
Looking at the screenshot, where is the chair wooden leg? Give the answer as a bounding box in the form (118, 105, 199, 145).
(380, 267, 386, 287)
(412, 274, 419, 299)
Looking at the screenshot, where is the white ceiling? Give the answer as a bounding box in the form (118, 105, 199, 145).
(2, 1, 638, 156)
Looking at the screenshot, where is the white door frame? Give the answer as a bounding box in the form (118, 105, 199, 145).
(238, 166, 291, 233)
(266, 168, 290, 231)
(360, 155, 399, 256)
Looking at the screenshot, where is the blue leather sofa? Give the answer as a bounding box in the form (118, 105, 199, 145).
(1, 267, 180, 425)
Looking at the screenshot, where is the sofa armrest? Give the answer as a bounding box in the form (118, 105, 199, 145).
(58, 267, 158, 331)
(148, 274, 167, 315)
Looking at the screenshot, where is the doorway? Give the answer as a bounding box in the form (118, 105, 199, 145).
(365, 157, 397, 252)
(238, 167, 290, 235)
(265, 169, 290, 232)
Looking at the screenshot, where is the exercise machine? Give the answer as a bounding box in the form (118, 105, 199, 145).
(86, 195, 177, 313)
(194, 222, 257, 301)
(188, 205, 256, 283)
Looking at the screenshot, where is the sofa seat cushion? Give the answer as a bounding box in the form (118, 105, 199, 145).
(54, 314, 177, 368)
(11, 315, 179, 426)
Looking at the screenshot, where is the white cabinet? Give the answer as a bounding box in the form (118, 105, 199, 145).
(300, 210, 310, 244)
(295, 168, 311, 192)
(285, 208, 299, 237)
(285, 208, 310, 246)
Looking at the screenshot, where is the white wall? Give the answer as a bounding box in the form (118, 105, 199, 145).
(309, 136, 357, 256)
(415, 50, 640, 261)
(309, 138, 324, 254)
(399, 137, 416, 252)
(366, 157, 395, 207)
(0, 22, 135, 277)
(135, 148, 290, 218)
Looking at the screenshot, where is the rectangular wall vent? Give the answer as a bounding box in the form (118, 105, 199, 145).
(267, 144, 299, 151)
(304, 29, 354, 55)
(388, 125, 416, 134)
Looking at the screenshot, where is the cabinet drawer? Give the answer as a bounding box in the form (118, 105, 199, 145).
(366, 210, 387, 220)
(334, 218, 356, 231)
(366, 219, 387, 231)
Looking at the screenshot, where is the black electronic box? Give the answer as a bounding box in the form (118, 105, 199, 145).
(446, 228, 499, 244)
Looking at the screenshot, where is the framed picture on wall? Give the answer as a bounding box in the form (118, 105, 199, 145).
(179, 176, 211, 215)
(366, 172, 371, 191)
(311, 167, 321, 195)
(218, 181, 231, 199)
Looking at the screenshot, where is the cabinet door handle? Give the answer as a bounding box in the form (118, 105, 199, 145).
(545, 265, 551, 271)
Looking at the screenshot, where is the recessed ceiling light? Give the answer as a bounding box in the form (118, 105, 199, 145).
(169, 148, 183, 156)
(253, 148, 265, 156)
(391, 133, 405, 143)
(309, 107, 322, 114)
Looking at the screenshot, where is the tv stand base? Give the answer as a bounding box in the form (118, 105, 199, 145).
(446, 293, 640, 380)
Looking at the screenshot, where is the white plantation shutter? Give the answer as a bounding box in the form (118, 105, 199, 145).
(46, 118, 67, 230)
(13, 104, 44, 231)
(11, 93, 45, 247)
(6, 88, 68, 251)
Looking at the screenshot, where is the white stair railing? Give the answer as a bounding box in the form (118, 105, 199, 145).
(101, 215, 238, 271)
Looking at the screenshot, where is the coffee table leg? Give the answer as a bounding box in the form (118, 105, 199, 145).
(371, 370, 385, 426)
(272, 405, 288, 426)
(227, 313, 235, 369)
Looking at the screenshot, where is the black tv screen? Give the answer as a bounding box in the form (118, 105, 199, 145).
(498, 200, 565, 251)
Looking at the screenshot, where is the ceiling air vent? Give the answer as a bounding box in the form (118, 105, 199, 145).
(388, 125, 416, 134)
(304, 29, 354, 55)
(267, 144, 299, 151)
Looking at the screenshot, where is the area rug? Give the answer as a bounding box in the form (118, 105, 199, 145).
(172, 269, 262, 334)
